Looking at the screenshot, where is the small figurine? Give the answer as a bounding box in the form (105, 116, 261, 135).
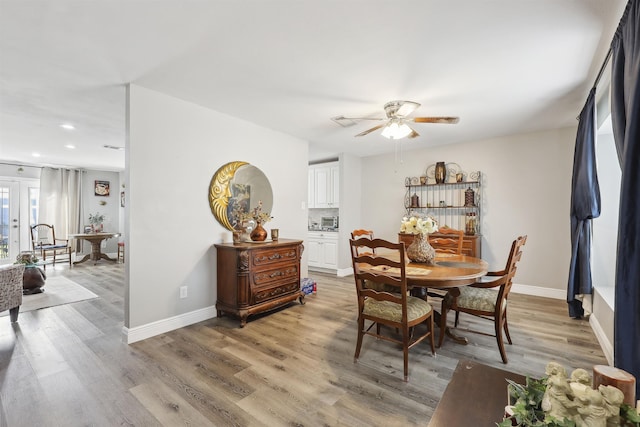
(543, 362, 578, 422)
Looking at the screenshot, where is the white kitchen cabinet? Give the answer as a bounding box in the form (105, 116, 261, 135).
(309, 162, 339, 208)
(307, 231, 338, 270)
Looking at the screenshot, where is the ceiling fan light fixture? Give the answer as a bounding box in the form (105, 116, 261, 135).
(381, 122, 412, 140)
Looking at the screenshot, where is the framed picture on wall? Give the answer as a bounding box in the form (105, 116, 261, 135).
(120, 191, 125, 207)
(95, 180, 110, 196)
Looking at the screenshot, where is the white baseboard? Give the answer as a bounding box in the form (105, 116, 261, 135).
(337, 267, 352, 277)
(589, 314, 614, 365)
(122, 306, 216, 344)
(510, 283, 565, 300)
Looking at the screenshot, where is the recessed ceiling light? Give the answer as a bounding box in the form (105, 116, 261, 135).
(32, 152, 41, 157)
(64, 144, 76, 149)
(103, 145, 124, 151)
(60, 123, 75, 130)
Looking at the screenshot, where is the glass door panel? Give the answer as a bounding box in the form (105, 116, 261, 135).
(0, 181, 20, 264)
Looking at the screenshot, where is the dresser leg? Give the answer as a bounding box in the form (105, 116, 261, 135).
(299, 295, 306, 305)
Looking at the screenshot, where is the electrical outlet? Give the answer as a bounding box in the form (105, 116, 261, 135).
(179, 286, 188, 299)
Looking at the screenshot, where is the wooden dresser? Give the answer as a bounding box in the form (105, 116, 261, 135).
(398, 232, 481, 258)
(214, 239, 305, 327)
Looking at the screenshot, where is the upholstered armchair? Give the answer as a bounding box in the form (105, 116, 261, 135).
(1, 263, 25, 322)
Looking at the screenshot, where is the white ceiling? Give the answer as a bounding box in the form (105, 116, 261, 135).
(0, 1, 625, 172)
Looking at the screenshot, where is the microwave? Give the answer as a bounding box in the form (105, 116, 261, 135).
(321, 216, 338, 229)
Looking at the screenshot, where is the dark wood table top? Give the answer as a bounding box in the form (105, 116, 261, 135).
(429, 359, 526, 427)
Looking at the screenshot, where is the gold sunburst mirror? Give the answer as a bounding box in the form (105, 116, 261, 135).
(209, 161, 273, 231)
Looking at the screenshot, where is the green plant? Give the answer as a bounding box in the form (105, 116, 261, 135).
(620, 403, 640, 426)
(498, 377, 640, 427)
(89, 212, 105, 224)
(15, 252, 39, 265)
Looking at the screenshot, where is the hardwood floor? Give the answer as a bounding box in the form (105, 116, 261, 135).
(0, 264, 607, 426)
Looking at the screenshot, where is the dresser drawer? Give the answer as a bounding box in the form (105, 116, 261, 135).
(251, 246, 299, 269)
(252, 280, 300, 304)
(251, 265, 299, 287)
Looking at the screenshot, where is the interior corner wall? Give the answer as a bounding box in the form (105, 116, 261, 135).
(127, 84, 308, 334)
(361, 127, 576, 292)
(337, 153, 362, 273)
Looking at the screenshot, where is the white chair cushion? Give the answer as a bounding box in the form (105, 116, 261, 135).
(363, 296, 431, 322)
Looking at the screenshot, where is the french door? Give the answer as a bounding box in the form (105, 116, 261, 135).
(0, 181, 20, 264)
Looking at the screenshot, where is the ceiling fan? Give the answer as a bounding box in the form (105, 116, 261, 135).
(332, 100, 459, 140)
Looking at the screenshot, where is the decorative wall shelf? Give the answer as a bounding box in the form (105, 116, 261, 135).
(404, 165, 482, 236)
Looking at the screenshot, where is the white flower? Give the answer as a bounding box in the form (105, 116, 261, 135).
(400, 216, 438, 235)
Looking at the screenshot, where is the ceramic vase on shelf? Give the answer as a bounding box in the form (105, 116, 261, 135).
(435, 161, 446, 184)
(406, 233, 436, 264)
(250, 221, 268, 241)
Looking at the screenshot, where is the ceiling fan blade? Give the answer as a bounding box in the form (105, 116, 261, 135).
(355, 123, 386, 137)
(411, 116, 460, 124)
(396, 101, 421, 117)
(408, 128, 420, 138)
(340, 116, 385, 121)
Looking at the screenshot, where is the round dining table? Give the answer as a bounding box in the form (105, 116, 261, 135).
(358, 252, 489, 346)
(69, 232, 120, 265)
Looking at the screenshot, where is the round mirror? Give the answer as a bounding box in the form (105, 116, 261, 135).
(209, 161, 273, 231)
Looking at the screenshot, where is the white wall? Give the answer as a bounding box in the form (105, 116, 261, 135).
(337, 153, 362, 274)
(126, 84, 308, 338)
(361, 127, 576, 292)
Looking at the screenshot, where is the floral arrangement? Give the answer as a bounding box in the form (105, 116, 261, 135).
(400, 215, 438, 235)
(89, 212, 105, 224)
(237, 200, 272, 225)
(15, 252, 39, 265)
(499, 362, 640, 427)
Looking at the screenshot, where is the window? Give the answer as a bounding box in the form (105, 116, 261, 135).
(29, 187, 39, 225)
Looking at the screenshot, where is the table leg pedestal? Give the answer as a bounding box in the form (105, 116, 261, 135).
(73, 238, 117, 265)
(437, 287, 468, 347)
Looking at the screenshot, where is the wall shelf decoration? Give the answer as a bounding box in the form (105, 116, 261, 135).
(404, 165, 482, 239)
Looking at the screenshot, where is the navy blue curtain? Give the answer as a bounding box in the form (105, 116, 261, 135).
(567, 89, 600, 319)
(610, 0, 640, 398)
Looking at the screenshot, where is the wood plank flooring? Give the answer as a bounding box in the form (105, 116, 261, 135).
(0, 264, 607, 426)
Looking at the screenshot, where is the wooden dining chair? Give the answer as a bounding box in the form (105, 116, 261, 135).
(350, 229, 375, 255)
(350, 237, 435, 381)
(430, 226, 464, 255)
(351, 229, 400, 294)
(441, 235, 527, 363)
(30, 224, 73, 266)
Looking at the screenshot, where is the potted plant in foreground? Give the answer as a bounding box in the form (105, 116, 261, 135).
(15, 252, 46, 294)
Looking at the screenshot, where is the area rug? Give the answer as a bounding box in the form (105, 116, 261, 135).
(0, 276, 98, 317)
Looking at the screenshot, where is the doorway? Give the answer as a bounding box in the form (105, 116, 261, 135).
(0, 178, 40, 265)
